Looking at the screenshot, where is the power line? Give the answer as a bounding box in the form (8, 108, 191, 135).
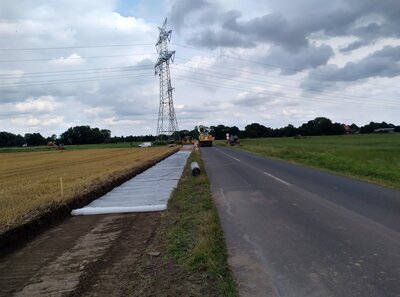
(171, 64, 399, 107)
(1, 41, 398, 110)
(0, 53, 157, 63)
(0, 43, 153, 51)
(173, 72, 399, 108)
(1, 61, 397, 108)
(0, 63, 397, 109)
(7, 53, 396, 107)
(172, 43, 400, 90)
(0, 65, 154, 79)
(1, 62, 397, 108)
(173, 56, 400, 107)
(0, 73, 153, 88)
(171, 74, 399, 110)
(175, 56, 400, 94)
(2, 41, 399, 90)
(173, 75, 398, 110)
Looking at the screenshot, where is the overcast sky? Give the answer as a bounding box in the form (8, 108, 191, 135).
(1, 0, 399, 137)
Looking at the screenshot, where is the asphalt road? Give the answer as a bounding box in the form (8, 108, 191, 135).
(201, 145, 400, 297)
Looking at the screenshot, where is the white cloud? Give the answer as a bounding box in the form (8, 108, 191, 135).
(103, 117, 143, 126)
(85, 107, 108, 115)
(49, 53, 85, 66)
(15, 96, 60, 112)
(0, 0, 399, 138)
(11, 115, 64, 127)
(110, 13, 153, 31)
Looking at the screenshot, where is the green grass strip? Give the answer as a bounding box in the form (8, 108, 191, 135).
(167, 150, 238, 297)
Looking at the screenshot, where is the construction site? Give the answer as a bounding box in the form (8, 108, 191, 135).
(2, 3, 400, 297)
(0, 19, 233, 297)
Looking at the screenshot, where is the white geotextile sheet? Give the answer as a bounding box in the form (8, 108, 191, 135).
(71, 150, 191, 215)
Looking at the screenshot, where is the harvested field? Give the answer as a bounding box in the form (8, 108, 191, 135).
(0, 147, 177, 236)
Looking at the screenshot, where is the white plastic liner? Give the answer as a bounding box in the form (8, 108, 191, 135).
(71, 150, 191, 216)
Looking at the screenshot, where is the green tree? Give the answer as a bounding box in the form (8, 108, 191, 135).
(244, 123, 271, 138)
(0, 132, 25, 147)
(360, 121, 395, 133)
(190, 126, 200, 140)
(229, 126, 241, 137)
(24, 133, 46, 146)
(210, 125, 229, 140)
(298, 117, 344, 136)
(100, 129, 111, 143)
(60, 126, 108, 144)
(281, 124, 297, 137)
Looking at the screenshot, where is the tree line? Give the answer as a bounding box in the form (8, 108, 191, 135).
(0, 125, 156, 147)
(181, 117, 400, 140)
(1, 118, 399, 147)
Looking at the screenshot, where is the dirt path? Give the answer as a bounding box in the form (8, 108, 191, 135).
(0, 212, 161, 297)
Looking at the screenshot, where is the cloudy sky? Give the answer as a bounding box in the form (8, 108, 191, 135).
(1, 0, 399, 137)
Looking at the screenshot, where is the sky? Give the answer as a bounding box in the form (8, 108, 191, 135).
(0, 0, 399, 137)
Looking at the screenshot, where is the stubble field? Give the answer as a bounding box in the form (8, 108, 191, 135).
(0, 146, 177, 235)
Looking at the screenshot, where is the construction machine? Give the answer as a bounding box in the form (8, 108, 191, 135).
(47, 142, 65, 150)
(227, 134, 240, 146)
(198, 126, 215, 147)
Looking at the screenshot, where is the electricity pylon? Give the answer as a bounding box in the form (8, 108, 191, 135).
(155, 18, 178, 139)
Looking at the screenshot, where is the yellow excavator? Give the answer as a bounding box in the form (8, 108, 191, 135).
(198, 125, 215, 147)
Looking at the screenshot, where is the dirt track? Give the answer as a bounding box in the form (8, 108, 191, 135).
(0, 212, 161, 297)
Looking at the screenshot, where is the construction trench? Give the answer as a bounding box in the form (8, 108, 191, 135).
(72, 150, 191, 215)
(0, 149, 192, 297)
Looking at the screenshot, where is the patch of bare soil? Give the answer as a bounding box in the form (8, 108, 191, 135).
(68, 212, 164, 297)
(125, 211, 219, 297)
(0, 212, 218, 297)
(71, 210, 218, 297)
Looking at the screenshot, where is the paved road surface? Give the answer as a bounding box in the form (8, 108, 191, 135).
(201, 146, 400, 297)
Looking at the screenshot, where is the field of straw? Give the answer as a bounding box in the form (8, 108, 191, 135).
(0, 147, 176, 234)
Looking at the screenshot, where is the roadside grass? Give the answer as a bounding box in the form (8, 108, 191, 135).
(0, 147, 176, 234)
(0, 142, 143, 153)
(218, 133, 400, 189)
(166, 150, 238, 296)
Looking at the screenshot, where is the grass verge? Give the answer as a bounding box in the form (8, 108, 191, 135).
(166, 150, 237, 296)
(218, 133, 400, 189)
(128, 150, 238, 297)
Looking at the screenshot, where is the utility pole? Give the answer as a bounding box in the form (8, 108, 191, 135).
(155, 18, 178, 140)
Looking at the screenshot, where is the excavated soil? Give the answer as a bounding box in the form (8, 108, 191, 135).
(0, 212, 157, 296)
(0, 211, 217, 297)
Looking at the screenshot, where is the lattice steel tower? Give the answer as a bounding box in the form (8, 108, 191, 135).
(155, 18, 178, 139)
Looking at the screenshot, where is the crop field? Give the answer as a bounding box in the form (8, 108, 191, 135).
(0, 147, 176, 234)
(220, 134, 400, 189)
(0, 142, 141, 153)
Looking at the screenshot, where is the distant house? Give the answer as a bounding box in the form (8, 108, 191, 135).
(343, 124, 357, 134)
(374, 128, 395, 133)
